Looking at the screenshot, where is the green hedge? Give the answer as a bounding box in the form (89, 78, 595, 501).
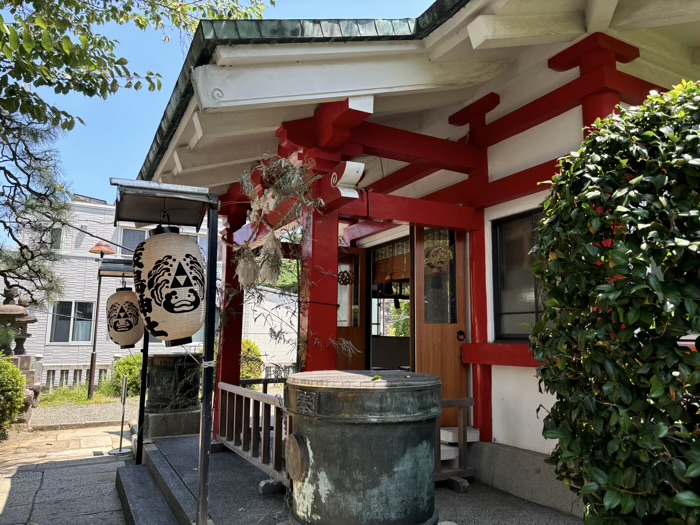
(103, 354, 142, 397)
(532, 81, 700, 524)
(0, 358, 25, 439)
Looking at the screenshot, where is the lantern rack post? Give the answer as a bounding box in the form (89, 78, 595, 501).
(136, 327, 149, 464)
(109, 178, 220, 525)
(87, 273, 103, 399)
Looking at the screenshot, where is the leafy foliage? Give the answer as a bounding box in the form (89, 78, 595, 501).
(0, 357, 25, 439)
(241, 339, 263, 388)
(532, 81, 700, 524)
(0, 0, 271, 304)
(42, 384, 116, 406)
(0, 0, 273, 132)
(106, 353, 142, 397)
(390, 300, 411, 337)
(0, 120, 70, 304)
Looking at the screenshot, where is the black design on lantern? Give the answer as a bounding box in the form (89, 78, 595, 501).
(108, 301, 140, 333)
(133, 241, 168, 338)
(147, 254, 204, 314)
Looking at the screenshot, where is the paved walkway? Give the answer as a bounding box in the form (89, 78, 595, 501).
(156, 435, 583, 525)
(29, 399, 139, 430)
(0, 425, 131, 525)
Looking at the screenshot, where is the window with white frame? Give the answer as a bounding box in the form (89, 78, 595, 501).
(121, 228, 147, 255)
(50, 301, 95, 343)
(492, 210, 544, 340)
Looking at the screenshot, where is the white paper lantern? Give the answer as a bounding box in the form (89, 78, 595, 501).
(106, 287, 144, 349)
(133, 226, 205, 346)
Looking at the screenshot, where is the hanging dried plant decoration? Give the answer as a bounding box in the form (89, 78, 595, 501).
(235, 243, 259, 289)
(259, 234, 283, 285)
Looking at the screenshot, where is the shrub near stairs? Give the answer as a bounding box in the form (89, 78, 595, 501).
(532, 81, 700, 524)
(0, 357, 26, 439)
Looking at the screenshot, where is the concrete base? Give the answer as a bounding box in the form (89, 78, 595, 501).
(142, 408, 200, 439)
(469, 442, 584, 517)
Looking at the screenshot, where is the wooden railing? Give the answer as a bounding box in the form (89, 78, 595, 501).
(217, 382, 287, 481)
(435, 398, 474, 481)
(217, 383, 472, 486)
(239, 377, 286, 394)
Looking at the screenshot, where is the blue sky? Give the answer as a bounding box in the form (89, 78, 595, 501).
(49, 1, 435, 203)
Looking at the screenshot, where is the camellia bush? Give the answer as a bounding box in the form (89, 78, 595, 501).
(532, 81, 700, 524)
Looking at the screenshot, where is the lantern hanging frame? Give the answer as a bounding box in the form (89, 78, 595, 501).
(110, 178, 219, 525)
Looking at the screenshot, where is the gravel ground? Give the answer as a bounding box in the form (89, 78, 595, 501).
(29, 398, 140, 430)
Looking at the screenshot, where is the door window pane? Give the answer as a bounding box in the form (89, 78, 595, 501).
(50, 302, 72, 342)
(72, 302, 94, 342)
(423, 229, 457, 324)
(338, 254, 359, 327)
(122, 229, 146, 255)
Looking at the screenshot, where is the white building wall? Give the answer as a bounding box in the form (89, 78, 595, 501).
(22, 199, 208, 387)
(467, 44, 587, 454)
(242, 287, 298, 376)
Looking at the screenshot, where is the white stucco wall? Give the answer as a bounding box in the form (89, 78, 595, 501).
(491, 366, 554, 454)
(242, 287, 298, 376)
(475, 44, 587, 454)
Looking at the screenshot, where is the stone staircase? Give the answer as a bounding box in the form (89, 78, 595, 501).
(117, 443, 194, 525)
(440, 425, 479, 476)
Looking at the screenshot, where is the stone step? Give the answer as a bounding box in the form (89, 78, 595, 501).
(144, 444, 200, 525)
(116, 464, 179, 525)
(440, 426, 480, 444)
(440, 444, 459, 461)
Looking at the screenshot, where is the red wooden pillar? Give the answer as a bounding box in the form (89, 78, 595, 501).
(213, 212, 246, 438)
(300, 209, 339, 371)
(469, 210, 493, 442)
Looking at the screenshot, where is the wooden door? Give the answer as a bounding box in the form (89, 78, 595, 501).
(414, 227, 468, 426)
(336, 248, 367, 370)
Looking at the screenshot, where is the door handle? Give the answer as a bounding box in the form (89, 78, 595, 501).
(456, 330, 466, 342)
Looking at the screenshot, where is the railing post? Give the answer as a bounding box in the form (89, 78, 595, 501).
(262, 404, 271, 465)
(273, 407, 284, 472)
(252, 400, 261, 458)
(242, 397, 252, 452)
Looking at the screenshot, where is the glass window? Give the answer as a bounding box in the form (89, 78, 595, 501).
(121, 229, 146, 255)
(72, 302, 94, 342)
(493, 210, 544, 339)
(338, 254, 359, 327)
(423, 229, 457, 324)
(50, 227, 62, 251)
(50, 302, 72, 342)
(50, 301, 94, 343)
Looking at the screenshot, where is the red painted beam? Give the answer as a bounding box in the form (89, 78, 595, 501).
(350, 122, 483, 174)
(342, 220, 395, 246)
(338, 192, 480, 231)
(605, 68, 666, 105)
(471, 68, 608, 147)
(367, 163, 439, 195)
(448, 92, 501, 127)
(462, 343, 539, 368)
(548, 32, 639, 72)
(315, 99, 372, 149)
(478, 160, 558, 208)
